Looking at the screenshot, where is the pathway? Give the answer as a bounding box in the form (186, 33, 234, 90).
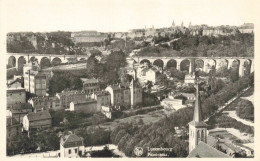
(223, 111, 254, 127)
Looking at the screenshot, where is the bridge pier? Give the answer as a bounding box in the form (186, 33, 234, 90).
(251, 60, 254, 73)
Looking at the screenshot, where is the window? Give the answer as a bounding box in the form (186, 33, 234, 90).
(68, 149, 71, 154)
(75, 149, 77, 153)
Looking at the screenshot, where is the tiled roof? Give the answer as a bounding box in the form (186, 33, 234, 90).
(81, 78, 99, 84)
(188, 120, 208, 128)
(72, 99, 97, 105)
(188, 141, 230, 158)
(8, 103, 33, 110)
(27, 110, 52, 121)
(60, 134, 84, 147)
(6, 117, 20, 126)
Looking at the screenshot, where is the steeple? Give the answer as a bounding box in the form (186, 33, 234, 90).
(172, 20, 175, 27)
(193, 81, 202, 122)
(189, 78, 208, 153)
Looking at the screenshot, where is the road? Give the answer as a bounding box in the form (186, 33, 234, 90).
(223, 111, 254, 127)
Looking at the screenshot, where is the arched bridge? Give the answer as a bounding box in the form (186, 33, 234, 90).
(131, 56, 254, 77)
(7, 53, 90, 71)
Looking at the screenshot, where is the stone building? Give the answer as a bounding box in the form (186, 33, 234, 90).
(105, 79, 142, 108)
(69, 99, 97, 114)
(6, 117, 22, 145)
(60, 133, 84, 158)
(23, 110, 52, 132)
(81, 78, 100, 94)
(91, 91, 111, 112)
(28, 96, 61, 112)
(7, 103, 33, 123)
(56, 90, 87, 109)
(7, 88, 26, 106)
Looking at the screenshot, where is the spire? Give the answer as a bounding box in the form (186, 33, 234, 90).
(172, 20, 175, 27)
(193, 80, 202, 122)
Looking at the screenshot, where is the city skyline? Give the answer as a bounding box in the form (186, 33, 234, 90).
(1, 0, 257, 33)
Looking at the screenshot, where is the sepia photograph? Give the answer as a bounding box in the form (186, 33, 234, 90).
(2, 0, 258, 159)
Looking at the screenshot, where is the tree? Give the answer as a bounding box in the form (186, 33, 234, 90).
(236, 99, 254, 121)
(86, 56, 99, 78)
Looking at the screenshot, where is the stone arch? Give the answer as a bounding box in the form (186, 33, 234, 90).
(166, 59, 177, 69)
(140, 59, 151, 66)
(51, 57, 62, 66)
(17, 56, 26, 73)
(40, 57, 51, 69)
(180, 59, 190, 73)
(195, 59, 204, 71)
(243, 59, 251, 76)
(206, 59, 216, 69)
(231, 59, 240, 69)
(30, 56, 37, 63)
(8, 56, 16, 68)
(153, 59, 164, 69)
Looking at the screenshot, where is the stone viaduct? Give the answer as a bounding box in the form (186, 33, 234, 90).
(6, 53, 254, 77)
(7, 53, 89, 70)
(131, 56, 254, 77)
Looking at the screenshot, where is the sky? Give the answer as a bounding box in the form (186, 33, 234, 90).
(1, 0, 257, 33)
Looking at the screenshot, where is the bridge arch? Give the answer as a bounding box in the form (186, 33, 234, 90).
(8, 56, 16, 68)
(241, 59, 252, 76)
(17, 56, 26, 73)
(40, 57, 51, 69)
(51, 57, 62, 66)
(153, 59, 164, 69)
(140, 59, 151, 67)
(29, 56, 37, 63)
(165, 59, 177, 69)
(195, 59, 204, 71)
(231, 59, 240, 69)
(180, 59, 190, 73)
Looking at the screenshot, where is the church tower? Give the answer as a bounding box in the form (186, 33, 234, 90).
(188, 80, 208, 153)
(172, 20, 175, 28)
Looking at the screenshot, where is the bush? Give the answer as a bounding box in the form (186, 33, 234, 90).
(236, 99, 254, 122)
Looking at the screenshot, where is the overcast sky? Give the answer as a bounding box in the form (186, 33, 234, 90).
(1, 0, 257, 33)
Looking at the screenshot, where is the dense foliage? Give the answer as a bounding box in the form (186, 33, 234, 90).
(236, 99, 254, 122)
(137, 33, 254, 57)
(7, 129, 59, 156)
(48, 70, 86, 96)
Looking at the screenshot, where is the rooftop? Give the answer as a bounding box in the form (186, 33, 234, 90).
(60, 134, 84, 148)
(188, 141, 230, 158)
(27, 110, 52, 121)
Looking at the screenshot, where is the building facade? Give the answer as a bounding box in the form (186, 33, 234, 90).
(28, 96, 61, 112)
(69, 99, 97, 114)
(81, 78, 100, 94)
(7, 88, 26, 106)
(56, 90, 87, 109)
(23, 110, 52, 132)
(91, 91, 111, 111)
(60, 134, 84, 158)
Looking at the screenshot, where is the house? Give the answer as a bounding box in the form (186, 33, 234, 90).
(6, 117, 22, 145)
(7, 103, 33, 123)
(105, 80, 142, 108)
(101, 106, 112, 119)
(91, 91, 111, 111)
(7, 88, 26, 106)
(56, 90, 87, 109)
(23, 62, 52, 96)
(60, 133, 84, 158)
(23, 110, 52, 132)
(81, 78, 100, 94)
(70, 99, 97, 114)
(28, 96, 61, 112)
(184, 73, 196, 84)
